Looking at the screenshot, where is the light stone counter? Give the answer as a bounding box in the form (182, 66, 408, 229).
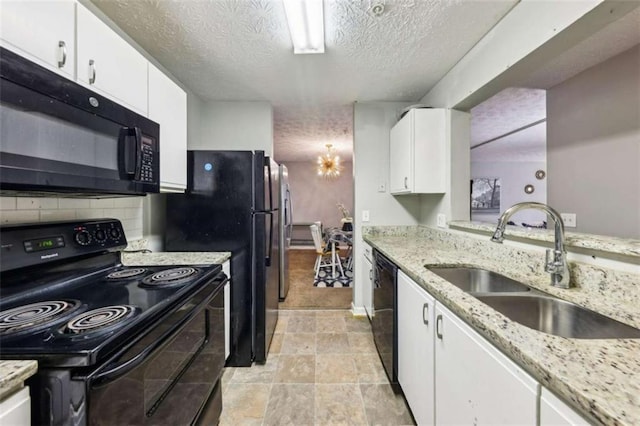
(363, 225, 640, 426)
(0, 361, 37, 400)
(121, 251, 231, 266)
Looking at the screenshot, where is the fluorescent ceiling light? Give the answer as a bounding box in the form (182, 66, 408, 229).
(283, 0, 325, 54)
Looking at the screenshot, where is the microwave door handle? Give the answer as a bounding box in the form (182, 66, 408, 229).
(118, 127, 142, 180)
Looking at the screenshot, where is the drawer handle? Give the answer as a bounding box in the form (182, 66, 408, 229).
(89, 59, 97, 84)
(369, 269, 373, 280)
(404, 177, 408, 189)
(58, 41, 67, 68)
(423, 303, 429, 325)
(436, 314, 443, 339)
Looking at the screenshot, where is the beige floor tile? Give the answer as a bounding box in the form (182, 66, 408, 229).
(231, 355, 279, 384)
(316, 315, 348, 333)
(316, 333, 351, 354)
(345, 316, 372, 332)
(360, 384, 415, 425)
(270, 332, 284, 354)
(275, 354, 316, 383)
(315, 354, 358, 383)
(263, 383, 315, 425)
(315, 383, 368, 425)
(221, 367, 235, 394)
(220, 383, 270, 425)
(353, 354, 389, 384)
(287, 315, 317, 332)
(275, 315, 289, 333)
(348, 333, 378, 353)
(315, 309, 352, 318)
(281, 332, 316, 354)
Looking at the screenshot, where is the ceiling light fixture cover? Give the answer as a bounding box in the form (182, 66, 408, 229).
(317, 144, 341, 178)
(283, 0, 325, 54)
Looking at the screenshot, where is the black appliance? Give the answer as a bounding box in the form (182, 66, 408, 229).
(0, 219, 227, 425)
(372, 249, 400, 392)
(0, 47, 160, 196)
(165, 150, 279, 366)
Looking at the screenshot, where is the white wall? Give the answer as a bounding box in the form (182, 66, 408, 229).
(193, 101, 273, 155)
(282, 161, 353, 231)
(353, 102, 421, 311)
(472, 161, 547, 224)
(0, 196, 144, 240)
(547, 45, 640, 238)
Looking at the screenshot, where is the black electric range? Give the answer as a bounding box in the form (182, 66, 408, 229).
(0, 219, 227, 425)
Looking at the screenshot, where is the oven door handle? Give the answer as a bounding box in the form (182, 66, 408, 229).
(89, 280, 226, 388)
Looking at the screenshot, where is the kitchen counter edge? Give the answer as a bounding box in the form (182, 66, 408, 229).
(0, 360, 37, 401)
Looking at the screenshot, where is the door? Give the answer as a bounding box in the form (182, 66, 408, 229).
(434, 303, 538, 425)
(397, 270, 435, 425)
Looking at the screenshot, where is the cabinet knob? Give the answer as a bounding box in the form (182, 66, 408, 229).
(423, 303, 429, 325)
(89, 59, 97, 84)
(58, 41, 67, 68)
(404, 177, 408, 189)
(436, 314, 443, 339)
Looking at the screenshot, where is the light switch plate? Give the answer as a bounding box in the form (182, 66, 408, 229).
(437, 213, 446, 228)
(362, 210, 370, 222)
(561, 213, 577, 227)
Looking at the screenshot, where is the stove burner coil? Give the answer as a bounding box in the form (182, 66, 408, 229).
(141, 267, 200, 287)
(65, 305, 137, 334)
(106, 268, 147, 280)
(0, 300, 80, 335)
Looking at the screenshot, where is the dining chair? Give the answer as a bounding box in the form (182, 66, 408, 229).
(310, 224, 344, 279)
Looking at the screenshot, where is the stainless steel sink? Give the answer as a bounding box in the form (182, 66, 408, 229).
(475, 294, 640, 339)
(427, 267, 531, 293)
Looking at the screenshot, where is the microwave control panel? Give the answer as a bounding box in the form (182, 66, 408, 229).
(140, 135, 155, 183)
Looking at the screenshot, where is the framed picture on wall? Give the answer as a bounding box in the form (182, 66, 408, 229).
(471, 178, 501, 213)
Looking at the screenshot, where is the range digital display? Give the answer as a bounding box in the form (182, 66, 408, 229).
(24, 236, 65, 253)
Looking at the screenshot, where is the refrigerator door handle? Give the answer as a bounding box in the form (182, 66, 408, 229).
(286, 185, 293, 230)
(265, 211, 273, 266)
(265, 158, 274, 211)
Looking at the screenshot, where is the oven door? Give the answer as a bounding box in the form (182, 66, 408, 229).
(0, 47, 159, 196)
(86, 280, 226, 425)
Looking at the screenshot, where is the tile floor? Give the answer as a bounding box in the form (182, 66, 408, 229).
(220, 310, 415, 425)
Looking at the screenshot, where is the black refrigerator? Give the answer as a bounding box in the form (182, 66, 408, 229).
(165, 150, 280, 366)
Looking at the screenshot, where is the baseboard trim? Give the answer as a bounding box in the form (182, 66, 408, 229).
(351, 303, 367, 317)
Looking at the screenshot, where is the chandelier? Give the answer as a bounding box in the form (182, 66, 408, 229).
(317, 144, 342, 178)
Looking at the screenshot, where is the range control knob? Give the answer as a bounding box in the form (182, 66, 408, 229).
(75, 230, 92, 246)
(108, 227, 122, 241)
(95, 229, 106, 242)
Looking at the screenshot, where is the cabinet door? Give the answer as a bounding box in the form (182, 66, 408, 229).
(435, 303, 538, 425)
(0, 0, 75, 79)
(148, 64, 187, 192)
(540, 387, 589, 425)
(0, 386, 30, 424)
(413, 109, 447, 193)
(397, 270, 435, 425)
(76, 4, 148, 115)
(362, 245, 374, 319)
(389, 111, 413, 194)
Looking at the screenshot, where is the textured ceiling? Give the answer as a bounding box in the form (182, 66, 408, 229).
(90, 0, 518, 161)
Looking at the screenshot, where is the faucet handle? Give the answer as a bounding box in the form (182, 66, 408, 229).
(545, 249, 558, 272)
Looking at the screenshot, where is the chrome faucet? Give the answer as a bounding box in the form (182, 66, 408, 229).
(491, 202, 571, 289)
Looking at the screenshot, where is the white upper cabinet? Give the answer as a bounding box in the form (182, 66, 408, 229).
(148, 64, 187, 192)
(76, 4, 148, 115)
(0, 0, 76, 79)
(389, 108, 447, 195)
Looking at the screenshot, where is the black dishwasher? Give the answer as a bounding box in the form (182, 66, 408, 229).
(372, 249, 400, 392)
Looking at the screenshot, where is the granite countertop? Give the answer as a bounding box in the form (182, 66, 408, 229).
(0, 361, 37, 400)
(121, 251, 231, 266)
(364, 226, 640, 426)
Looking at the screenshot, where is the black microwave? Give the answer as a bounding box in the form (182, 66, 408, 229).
(0, 47, 159, 196)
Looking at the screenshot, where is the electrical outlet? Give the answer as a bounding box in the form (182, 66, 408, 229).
(362, 210, 370, 222)
(561, 213, 577, 228)
(437, 213, 446, 228)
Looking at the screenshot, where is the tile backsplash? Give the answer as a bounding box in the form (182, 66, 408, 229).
(0, 196, 144, 239)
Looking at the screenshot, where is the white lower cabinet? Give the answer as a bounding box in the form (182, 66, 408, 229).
(0, 386, 30, 425)
(435, 302, 539, 425)
(540, 387, 589, 425)
(362, 243, 374, 319)
(397, 270, 435, 425)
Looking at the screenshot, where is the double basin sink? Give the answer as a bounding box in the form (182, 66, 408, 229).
(426, 267, 640, 339)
